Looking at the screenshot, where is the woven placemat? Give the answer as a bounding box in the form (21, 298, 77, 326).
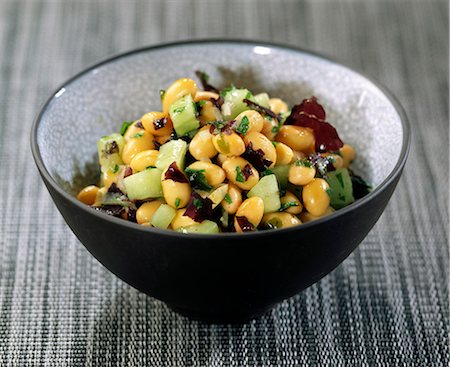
(0, 0, 448, 365)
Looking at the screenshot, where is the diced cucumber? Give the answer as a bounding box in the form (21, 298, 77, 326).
(97, 133, 125, 171)
(271, 165, 290, 189)
(252, 93, 270, 109)
(221, 87, 252, 120)
(177, 220, 220, 234)
(123, 168, 163, 200)
(247, 174, 281, 213)
(169, 94, 199, 136)
(326, 168, 355, 209)
(155, 140, 188, 171)
(150, 204, 176, 229)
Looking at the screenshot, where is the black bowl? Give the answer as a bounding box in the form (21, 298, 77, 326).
(31, 40, 410, 323)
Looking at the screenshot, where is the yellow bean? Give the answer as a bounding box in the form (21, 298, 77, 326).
(136, 200, 163, 224)
(261, 116, 278, 140)
(302, 178, 330, 216)
(244, 132, 277, 167)
(262, 212, 301, 229)
(234, 197, 264, 232)
(187, 161, 226, 187)
(340, 144, 356, 168)
(212, 132, 245, 156)
(222, 156, 259, 191)
(276, 125, 315, 153)
(199, 100, 222, 122)
(189, 126, 218, 160)
(194, 90, 219, 102)
(124, 121, 145, 142)
(130, 150, 159, 172)
(162, 78, 197, 113)
(77, 185, 99, 205)
(299, 207, 335, 222)
(235, 110, 264, 134)
(221, 183, 242, 214)
(122, 130, 154, 164)
(93, 187, 107, 206)
(268, 98, 289, 115)
(215, 153, 228, 166)
(154, 134, 172, 146)
(280, 191, 303, 214)
(161, 179, 191, 209)
(275, 142, 294, 166)
(171, 209, 197, 229)
(288, 163, 316, 186)
(141, 111, 173, 136)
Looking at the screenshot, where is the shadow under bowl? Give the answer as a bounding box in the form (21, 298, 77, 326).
(31, 40, 410, 323)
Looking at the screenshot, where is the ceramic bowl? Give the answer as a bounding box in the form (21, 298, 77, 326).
(31, 40, 410, 323)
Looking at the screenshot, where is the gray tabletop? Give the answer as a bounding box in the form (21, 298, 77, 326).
(0, 0, 448, 366)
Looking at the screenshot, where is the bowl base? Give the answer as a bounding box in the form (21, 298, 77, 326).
(166, 303, 274, 324)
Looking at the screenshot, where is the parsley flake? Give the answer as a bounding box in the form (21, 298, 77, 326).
(175, 197, 181, 209)
(224, 193, 233, 205)
(235, 116, 250, 135)
(235, 166, 245, 182)
(112, 164, 119, 173)
(185, 168, 212, 191)
(280, 201, 299, 211)
(159, 89, 166, 101)
(120, 121, 132, 136)
(193, 198, 203, 209)
(131, 132, 144, 139)
(295, 159, 312, 168)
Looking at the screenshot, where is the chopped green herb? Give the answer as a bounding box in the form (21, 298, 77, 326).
(120, 121, 132, 136)
(245, 91, 253, 99)
(295, 159, 312, 168)
(262, 168, 274, 176)
(172, 106, 185, 114)
(235, 116, 250, 135)
(199, 71, 210, 82)
(193, 198, 203, 209)
(146, 166, 157, 169)
(185, 168, 212, 191)
(272, 141, 278, 147)
(159, 89, 166, 101)
(224, 193, 233, 205)
(220, 84, 236, 97)
(271, 125, 280, 133)
(112, 164, 119, 173)
(175, 197, 181, 208)
(131, 132, 144, 139)
(235, 166, 245, 182)
(280, 201, 299, 211)
(198, 100, 206, 107)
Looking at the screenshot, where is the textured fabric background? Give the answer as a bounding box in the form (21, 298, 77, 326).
(0, 0, 448, 366)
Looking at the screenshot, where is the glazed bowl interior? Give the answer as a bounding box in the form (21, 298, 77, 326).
(36, 41, 404, 213)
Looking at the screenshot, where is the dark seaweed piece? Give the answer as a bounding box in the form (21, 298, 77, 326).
(123, 166, 133, 178)
(183, 191, 213, 223)
(241, 142, 272, 172)
(135, 120, 144, 129)
(152, 139, 162, 150)
(209, 120, 234, 135)
(236, 216, 255, 232)
(153, 117, 167, 130)
(107, 183, 123, 194)
(195, 70, 220, 94)
(92, 205, 124, 217)
(285, 96, 343, 152)
(349, 171, 372, 199)
(243, 98, 281, 122)
(242, 164, 254, 180)
(164, 162, 189, 183)
(127, 208, 137, 222)
(103, 141, 119, 156)
(210, 96, 224, 109)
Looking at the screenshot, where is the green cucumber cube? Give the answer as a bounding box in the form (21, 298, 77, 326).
(97, 133, 125, 171)
(252, 93, 270, 109)
(326, 168, 355, 209)
(271, 165, 290, 189)
(123, 168, 163, 200)
(151, 204, 177, 229)
(177, 220, 220, 234)
(169, 94, 199, 136)
(221, 87, 252, 120)
(247, 174, 281, 213)
(155, 139, 188, 171)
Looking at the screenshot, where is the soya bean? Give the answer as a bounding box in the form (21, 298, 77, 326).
(280, 191, 303, 214)
(194, 90, 219, 102)
(171, 208, 197, 229)
(222, 156, 259, 191)
(187, 161, 226, 187)
(339, 144, 356, 167)
(130, 150, 159, 172)
(244, 132, 277, 167)
(122, 130, 154, 164)
(189, 126, 218, 160)
(302, 178, 330, 216)
(136, 200, 163, 224)
(235, 110, 264, 134)
(275, 142, 294, 166)
(234, 197, 264, 232)
(162, 78, 197, 113)
(161, 179, 191, 209)
(212, 132, 245, 156)
(262, 212, 301, 229)
(260, 116, 279, 140)
(275, 125, 315, 152)
(77, 185, 99, 205)
(141, 111, 173, 136)
(220, 183, 242, 214)
(288, 163, 316, 186)
(199, 100, 223, 122)
(268, 98, 289, 115)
